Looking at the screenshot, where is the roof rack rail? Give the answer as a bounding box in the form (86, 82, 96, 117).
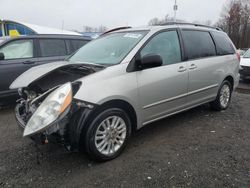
(101, 26, 132, 36)
(161, 22, 222, 31)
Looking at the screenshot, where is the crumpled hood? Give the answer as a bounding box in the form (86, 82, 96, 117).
(240, 58, 250, 67)
(10, 61, 73, 89)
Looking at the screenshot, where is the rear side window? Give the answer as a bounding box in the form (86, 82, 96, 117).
(70, 40, 88, 53)
(39, 39, 67, 57)
(212, 32, 235, 55)
(182, 30, 216, 60)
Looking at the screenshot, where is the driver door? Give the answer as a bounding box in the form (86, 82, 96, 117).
(136, 30, 188, 125)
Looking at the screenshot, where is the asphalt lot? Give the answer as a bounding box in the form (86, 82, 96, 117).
(0, 83, 250, 187)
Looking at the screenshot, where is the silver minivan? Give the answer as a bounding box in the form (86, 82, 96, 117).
(12, 23, 240, 161)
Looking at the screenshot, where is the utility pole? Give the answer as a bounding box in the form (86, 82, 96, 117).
(173, 0, 178, 22)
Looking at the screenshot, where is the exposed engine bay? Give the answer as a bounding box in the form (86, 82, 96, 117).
(15, 63, 104, 146)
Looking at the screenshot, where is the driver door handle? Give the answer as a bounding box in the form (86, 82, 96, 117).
(178, 66, 187, 72)
(23, 60, 35, 64)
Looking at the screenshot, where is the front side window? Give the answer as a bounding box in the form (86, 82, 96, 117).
(69, 31, 148, 65)
(212, 31, 235, 55)
(140, 30, 182, 65)
(39, 39, 67, 57)
(0, 39, 33, 60)
(182, 30, 216, 60)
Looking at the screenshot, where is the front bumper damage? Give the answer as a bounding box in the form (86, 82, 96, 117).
(15, 100, 72, 147)
(15, 93, 96, 151)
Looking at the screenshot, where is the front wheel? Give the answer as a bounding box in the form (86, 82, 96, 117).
(210, 80, 232, 111)
(83, 108, 131, 161)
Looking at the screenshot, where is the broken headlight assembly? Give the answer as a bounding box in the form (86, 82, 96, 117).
(23, 82, 72, 137)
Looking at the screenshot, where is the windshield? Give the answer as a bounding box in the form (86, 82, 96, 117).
(243, 49, 250, 58)
(69, 31, 148, 65)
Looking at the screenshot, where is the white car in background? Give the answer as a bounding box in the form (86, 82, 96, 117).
(239, 49, 250, 81)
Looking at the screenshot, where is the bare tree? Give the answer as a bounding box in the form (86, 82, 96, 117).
(148, 14, 185, 26)
(215, 0, 250, 48)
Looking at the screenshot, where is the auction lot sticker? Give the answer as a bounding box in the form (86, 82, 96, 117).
(124, 33, 142, 38)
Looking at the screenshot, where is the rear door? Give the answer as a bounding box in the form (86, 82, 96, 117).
(0, 39, 37, 96)
(36, 38, 68, 64)
(181, 30, 220, 106)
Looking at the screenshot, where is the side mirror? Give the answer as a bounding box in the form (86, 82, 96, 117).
(0, 52, 4, 60)
(139, 54, 163, 70)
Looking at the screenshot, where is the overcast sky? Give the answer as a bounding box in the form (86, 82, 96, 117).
(0, 0, 228, 31)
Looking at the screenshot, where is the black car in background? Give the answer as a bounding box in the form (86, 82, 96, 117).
(0, 34, 91, 105)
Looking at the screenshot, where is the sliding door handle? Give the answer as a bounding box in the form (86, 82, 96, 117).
(189, 64, 197, 70)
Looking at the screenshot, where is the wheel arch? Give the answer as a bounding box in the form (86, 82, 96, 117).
(92, 99, 138, 133)
(76, 99, 138, 151)
(223, 75, 234, 90)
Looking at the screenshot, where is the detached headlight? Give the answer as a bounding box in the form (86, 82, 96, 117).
(23, 83, 72, 137)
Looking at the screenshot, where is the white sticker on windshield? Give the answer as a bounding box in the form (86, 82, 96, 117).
(123, 33, 142, 39)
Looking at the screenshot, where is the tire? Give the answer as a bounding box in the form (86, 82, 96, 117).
(83, 108, 131, 161)
(210, 80, 232, 111)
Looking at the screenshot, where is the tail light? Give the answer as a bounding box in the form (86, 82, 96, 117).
(236, 52, 241, 62)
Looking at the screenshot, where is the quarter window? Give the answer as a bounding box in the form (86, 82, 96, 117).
(0, 39, 34, 59)
(140, 31, 182, 65)
(212, 31, 235, 55)
(182, 30, 216, 60)
(39, 39, 67, 57)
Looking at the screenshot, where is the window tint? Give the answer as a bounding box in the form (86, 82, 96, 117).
(212, 31, 235, 55)
(0, 39, 33, 59)
(5, 23, 35, 36)
(70, 40, 88, 53)
(39, 39, 67, 57)
(140, 31, 181, 65)
(182, 30, 216, 60)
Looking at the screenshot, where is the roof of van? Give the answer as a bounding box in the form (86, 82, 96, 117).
(107, 23, 224, 34)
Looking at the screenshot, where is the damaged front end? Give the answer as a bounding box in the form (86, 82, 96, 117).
(15, 82, 79, 147)
(14, 62, 103, 149)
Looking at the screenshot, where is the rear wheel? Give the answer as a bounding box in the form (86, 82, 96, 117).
(210, 80, 232, 111)
(83, 108, 131, 161)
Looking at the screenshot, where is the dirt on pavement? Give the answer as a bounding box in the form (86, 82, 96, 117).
(0, 92, 250, 188)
